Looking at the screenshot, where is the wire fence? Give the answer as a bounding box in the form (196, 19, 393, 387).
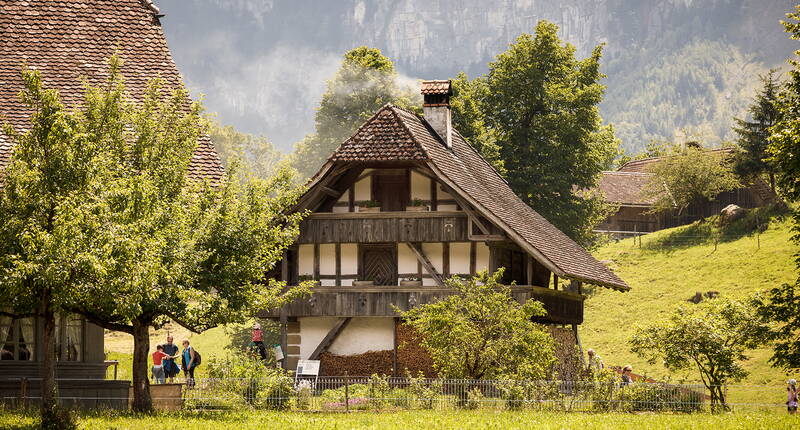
(2, 377, 791, 413)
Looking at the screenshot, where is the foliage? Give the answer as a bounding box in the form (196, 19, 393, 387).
(770, 8, 800, 204)
(224, 319, 280, 355)
(758, 273, 800, 371)
(400, 270, 555, 380)
(209, 121, 283, 179)
(732, 70, 781, 191)
(407, 371, 440, 410)
(642, 145, 741, 214)
(367, 374, 390, 410)
(0, 55, 309, 413)
(481, 20, 620, 246)
(202, 355, 293, 410)
(289, 46, 419, 179)
(449, 73, 504, 175)
(630, 297, 769, 411)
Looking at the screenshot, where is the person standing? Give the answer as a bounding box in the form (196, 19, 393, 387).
(252, 323, 267, 360)
(151, 345, 169, 384)
(182, 339, 197, 388)
(586, 349, 604, 376)
(162, 336, 180, 383)
(788, 379, 798, 414)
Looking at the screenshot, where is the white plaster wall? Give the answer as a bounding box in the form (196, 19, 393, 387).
(450, 242, 471, 274)
(341, 244, 358, 276)
(299, 317, 339, 359)
(438, 185, 454, 201)
(475, 242, 490, 272)
(328, 317, 394, 355)
(410, 171, 430, 201)
(298, 244, 314, 276)
(354, 176, 371, 201)
(437, 204, 459, 211)
(320, 244, 336, 275)
(337, 189, 349, 203)
(397, 244, 417, 274)
(320, 279, 336, 286)
(332, 205, 349, 213)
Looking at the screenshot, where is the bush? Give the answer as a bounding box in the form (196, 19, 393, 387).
(465, 387, 483, 410)
(407, 371, 440, 410)
(199, 355, 293, 410)
(40, 405, 76, 430)
(621, 384, 704, 413)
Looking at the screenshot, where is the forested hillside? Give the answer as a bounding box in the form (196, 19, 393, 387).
(158, 0, 794, 153)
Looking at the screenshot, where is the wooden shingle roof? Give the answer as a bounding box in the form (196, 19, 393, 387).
(324, 105, 629, 291)
(596, 171, 655, 207)
(0, 0, 224, 185)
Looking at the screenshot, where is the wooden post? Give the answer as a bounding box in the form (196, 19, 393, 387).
(19, 377, 27, 409)
(279, 309, 288, 370)
(392, 318, 399, 377)
(442, 242, 450, 278)
(313, 243, 320, 281)
(335, 243, 342, 287)
(469, 242, 476, 276)
(345, 372, 350, 412)
(553, 274, 559, 290)
(430, 180, 438, 211)
(526, 256, 534, 286)
(348, 187, 355, 212)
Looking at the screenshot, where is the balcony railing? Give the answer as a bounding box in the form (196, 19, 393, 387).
(263, 285, 583, 325)
(297, 211, 470, 244)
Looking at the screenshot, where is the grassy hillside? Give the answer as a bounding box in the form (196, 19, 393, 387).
(583, 207, 797, 389)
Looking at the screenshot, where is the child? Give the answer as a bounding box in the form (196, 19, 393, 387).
(788, 379, 798, 414)
(151, 345, 170, 384)
(252, 322, 267, 360)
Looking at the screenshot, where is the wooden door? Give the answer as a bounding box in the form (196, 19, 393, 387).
(360, 244, 397, 286)
(373, 172, 409, 212)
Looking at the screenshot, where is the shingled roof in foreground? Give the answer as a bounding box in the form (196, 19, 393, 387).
(323, 104, 629, 291)
(0, 0, 224, 185)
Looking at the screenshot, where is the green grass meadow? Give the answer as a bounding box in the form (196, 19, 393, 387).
(583, 207, 798, 392)
(1, 410, 797, 430)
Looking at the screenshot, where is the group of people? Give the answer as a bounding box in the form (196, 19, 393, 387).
(585, 348, 633, 386)
(151, 336, 198, 386)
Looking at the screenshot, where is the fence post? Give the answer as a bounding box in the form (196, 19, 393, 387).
(344, 372, 350, 413)
(19, 377, 28, 409)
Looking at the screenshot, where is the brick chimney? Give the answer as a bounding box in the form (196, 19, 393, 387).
(421, 80, 453, 148)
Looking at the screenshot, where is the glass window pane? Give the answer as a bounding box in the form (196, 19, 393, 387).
(19, 319, 34, 361)
(65, 318, 82, 362)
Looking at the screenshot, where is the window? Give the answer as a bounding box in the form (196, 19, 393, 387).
(0, 317, 35, 361)
(55, 314, 84, 362)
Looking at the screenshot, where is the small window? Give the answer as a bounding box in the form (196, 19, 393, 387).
(55, 314, 84, 362)
(0, 317, 35, 361)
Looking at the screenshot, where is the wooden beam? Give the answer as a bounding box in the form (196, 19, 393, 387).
(430, 179, 438, 211)
(405, 243, 444, 286)
(348, 187, 355, 212)
(279, 309, 288, 370)
(526, 256, 534, 286)
(309, 317, 352, 360)
(335, 243, 341, 287)
(314, 243, 320, 281)
(321, 186, 340, 197)
(281, 251, 289, 282)
(469, 241, 476, 276)
(442, 242, 450, 278)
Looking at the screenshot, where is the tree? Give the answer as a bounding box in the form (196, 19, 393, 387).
(400, 270, 555, 380)
(732, 70, 781, 192)
(449, 73, 504, 175)
(290, 46, 418, 179)
(0, 57, 308, 415)
(210, 120, 282, 179)
(630, 297, 768, 412)
(481, 21, 620, 246)
(759, 7, 800, 371)
(642, 145, 741, 214)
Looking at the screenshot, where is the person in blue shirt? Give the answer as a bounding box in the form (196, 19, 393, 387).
(181, 339, 197, 388)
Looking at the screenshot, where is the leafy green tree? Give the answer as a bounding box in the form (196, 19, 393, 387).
(630, 297, 768, 412)
(400, 270, 555, 380)
(733, 70, 781, 191)
(290, 46, 418, 178)
(0, 57, 308, 414)
(449, 73, 504, 175)
(760, 7, 800, 371)
(210, 120, 282, 179)
(482, 20, 619, 246)
(642, 145, 740, 214)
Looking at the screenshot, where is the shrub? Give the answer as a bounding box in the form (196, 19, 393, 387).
(465, 387, 484, 410)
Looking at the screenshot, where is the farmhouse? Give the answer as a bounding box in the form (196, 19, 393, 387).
(266, 80, 630, 376)
(0, 0, 224, 406)
(595, 149, 776, 235)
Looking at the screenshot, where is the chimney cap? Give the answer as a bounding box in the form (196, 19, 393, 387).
(421, 80, 452, 95)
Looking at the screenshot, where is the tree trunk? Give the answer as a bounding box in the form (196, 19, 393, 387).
(40, 297, 58, 413)
(131, 318, 152, 412)
(769, 172, 776, 194)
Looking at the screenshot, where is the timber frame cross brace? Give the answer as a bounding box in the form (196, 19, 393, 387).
(309, 317, 352, 360)
(405, 242, 445, 287)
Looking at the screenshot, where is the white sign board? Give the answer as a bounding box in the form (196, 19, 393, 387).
(296, 359, 321, 376)
(273, 344, 284, 362)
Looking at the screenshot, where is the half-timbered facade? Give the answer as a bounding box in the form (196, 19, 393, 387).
(267, 80, 629, 376)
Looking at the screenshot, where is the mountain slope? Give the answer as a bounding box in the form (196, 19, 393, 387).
(583, 209, 797, 390)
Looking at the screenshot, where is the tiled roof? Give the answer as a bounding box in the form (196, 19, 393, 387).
(420, 80, 452, 95)
(0, 0, 224, 186)
(324, 104, 628, 291)
(329, 108, 429, 162)
(596, 171, 655, 206)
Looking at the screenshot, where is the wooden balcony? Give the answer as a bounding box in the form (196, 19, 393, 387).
(263, 285, 584, 325)
(297, 211, 470, 244)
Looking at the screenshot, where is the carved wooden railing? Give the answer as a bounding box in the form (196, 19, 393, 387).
(262, 285, 583, 325)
